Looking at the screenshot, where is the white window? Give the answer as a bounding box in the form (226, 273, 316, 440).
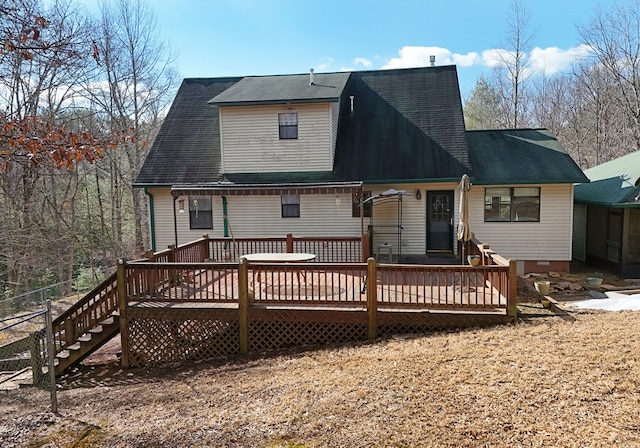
(279, 112, 298, 139)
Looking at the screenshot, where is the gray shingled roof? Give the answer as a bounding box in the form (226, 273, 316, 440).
(136, 68, 585, 189)
(135, 77, 241, 185)
(467, 129, 589, 185)
(332, 66, 472, 182)
(208, 72, 350, 106)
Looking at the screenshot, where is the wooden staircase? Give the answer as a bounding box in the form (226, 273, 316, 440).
(54, 313, 120, 374)
(49, 272, 120, 375)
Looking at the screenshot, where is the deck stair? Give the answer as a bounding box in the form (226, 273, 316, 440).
(54, 314, 120, 374)
(48, 272, 120, 376)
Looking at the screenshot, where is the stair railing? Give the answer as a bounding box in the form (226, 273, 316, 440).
(50, 272, 119, 357)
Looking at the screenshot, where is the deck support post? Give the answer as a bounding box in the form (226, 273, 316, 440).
(117, 259, 130, 368)
(286, 233, 294, 253)
(201, 234, 210, 261)
(238, 258, 249, 354)
(367, 257, 377, 339)
(507, 259, 518, 320)
(362, 232, 370, 261)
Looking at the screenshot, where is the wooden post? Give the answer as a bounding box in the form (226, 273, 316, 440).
(168, 244, 177, 283)
(117, 259, 130, 368)
(367, 257, 377, 339)
(238, 258, 249, 354)
(201, 234, 210, 261)
(362, 232, 370, 261)
(286, 233, 294, 253)
(507, 259, 518, 320)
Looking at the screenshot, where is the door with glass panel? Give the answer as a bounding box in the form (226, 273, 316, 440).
(427, 191, 454, 252)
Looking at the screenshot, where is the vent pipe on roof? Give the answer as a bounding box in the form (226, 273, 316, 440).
(350, 95, 355, 113)
(309, 68, 314, 85)
(429, 55, 436, 67)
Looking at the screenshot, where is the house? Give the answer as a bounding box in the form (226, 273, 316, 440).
(573, 151, 640, 278)
(134, 65, 588, 274)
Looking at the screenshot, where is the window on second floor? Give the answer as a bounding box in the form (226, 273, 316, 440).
(279, 112, 298, 139)
(484, 187, 540, 222)
(352, 190, 372, 218)
(281, 193, 300, 218)
(189, 196, 213, 229)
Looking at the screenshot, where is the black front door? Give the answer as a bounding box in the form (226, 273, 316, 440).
(427, 191, 454, 252)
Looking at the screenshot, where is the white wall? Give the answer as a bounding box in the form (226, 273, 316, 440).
(220, 103, 334, 173)
(470, 184, 575, 261)
(149, 188, 364, 249)
(148, 183, 576, 262)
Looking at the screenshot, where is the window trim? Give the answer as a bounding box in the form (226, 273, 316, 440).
(484, 187, 540, 222)
(189, 196, 213, 229)
(281, 193, 300, 218)
(278, 112, 298, 139)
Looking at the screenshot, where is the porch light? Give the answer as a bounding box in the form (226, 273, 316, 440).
(178, 199, 185, 214)
(415, 189, 422, 200)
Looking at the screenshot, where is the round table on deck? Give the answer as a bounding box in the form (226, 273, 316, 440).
(240, 253, 317, 287)
(240, 253, 317, 263)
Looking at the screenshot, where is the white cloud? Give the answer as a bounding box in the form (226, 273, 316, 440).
(353, 57, 372, 68)
(383, 46, 480, 69)
(380, 44, 592, 78)
(528, 44, 592, 75)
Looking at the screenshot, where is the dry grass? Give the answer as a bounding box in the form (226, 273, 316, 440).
(2, 308, 640, 447)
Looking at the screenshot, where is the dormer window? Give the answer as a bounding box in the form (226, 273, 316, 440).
(279, 112, 298, 139)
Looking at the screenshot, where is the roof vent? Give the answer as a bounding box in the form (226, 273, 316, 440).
(429, 55, 436, 67)
(309, 68, 314, 86)
(350, 95, 355, 113)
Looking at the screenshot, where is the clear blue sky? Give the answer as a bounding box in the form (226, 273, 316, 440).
(83, 0, 608, 97)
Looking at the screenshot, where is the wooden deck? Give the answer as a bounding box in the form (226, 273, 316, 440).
(129, 269, 507, 312)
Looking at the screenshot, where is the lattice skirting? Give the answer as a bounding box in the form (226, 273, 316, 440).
(124, 307, 511, 368)
(376, 312, 512, 339)
(126, 308, 240, 368)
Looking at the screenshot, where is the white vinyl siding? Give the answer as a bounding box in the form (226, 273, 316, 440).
(149, 183, 576, 263)
(365, 184, 446, 256)
(219, 103, 334, 173)
(471, 184, 575, 261)
(151, 191, 363, 248)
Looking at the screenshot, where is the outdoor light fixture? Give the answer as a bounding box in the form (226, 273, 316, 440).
(178, 199, 185, 214)
(415, 189, 422, 200)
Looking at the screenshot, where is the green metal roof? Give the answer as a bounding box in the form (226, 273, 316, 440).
(467, 129, 589, 185)
(208, 72, 350, 106)
(574, 150, 640, 207)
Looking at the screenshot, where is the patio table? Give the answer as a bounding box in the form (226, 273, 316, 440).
(240, 253, 317, 286)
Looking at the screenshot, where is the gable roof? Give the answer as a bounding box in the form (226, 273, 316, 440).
(135, 67, 584, 189)
(332, 66, 472, 182)
(208, 72, 350, 106)
(136, 77, 241, 186)
(467, 128, 589, 185)
(574, 150, 640, 207)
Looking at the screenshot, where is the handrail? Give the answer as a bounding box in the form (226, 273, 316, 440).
(50, 272, 119, 355)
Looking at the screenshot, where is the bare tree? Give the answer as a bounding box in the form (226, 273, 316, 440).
(578, 0, 640, 154)
(84, 0, 177, 256)
(0, 0, 106, 295)
(489, 0, 537, 128)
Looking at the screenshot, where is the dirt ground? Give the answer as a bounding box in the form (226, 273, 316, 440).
(2, 268, 640, 447)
